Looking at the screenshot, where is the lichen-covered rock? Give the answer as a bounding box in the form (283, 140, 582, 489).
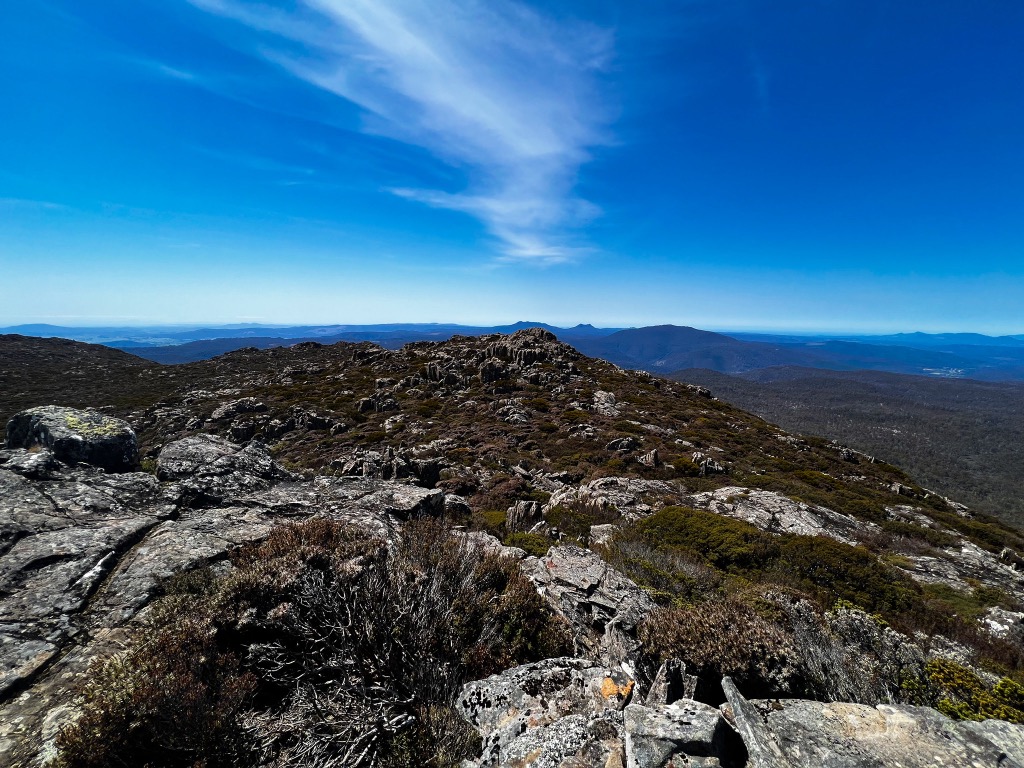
(0, 447, 58, 478)
(900, 541, 1024, 605)
(545, 477, 680, 522)
(764, 699, 1024, 767)
(5, 406, 138, 471)
(498, 712, 625, 768)
(983, 606, 1024, 643)
(459, 659, 735, 768)
(507, 499, 542, 532)
(624, 701, 728, 768)
(522, 545, 655, 669)
(459, 657, 633, 768)
(593, 390, 621, 417)
(686, 486, 873, 546)
(208, 397, 266, 421)
(722, 676, 1024, 768)
(644, 658, 697, 706)
(786, 600, 928, 706)
(156, 434, 293, 504)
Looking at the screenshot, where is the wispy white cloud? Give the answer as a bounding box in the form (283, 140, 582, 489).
(0, 197, 73, 212)
(188, 0, 615, 263)
(189, 144, 318, 179)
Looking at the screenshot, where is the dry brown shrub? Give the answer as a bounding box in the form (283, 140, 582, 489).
(638, 596, 801, 698)
(55, 518, 570, 768)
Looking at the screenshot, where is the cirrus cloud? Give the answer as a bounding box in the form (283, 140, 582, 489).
(189, 0, 615, 263)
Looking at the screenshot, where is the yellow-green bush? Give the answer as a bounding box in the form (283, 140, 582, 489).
(926, 659, 1024, 723)
(504, 532, 551, 557)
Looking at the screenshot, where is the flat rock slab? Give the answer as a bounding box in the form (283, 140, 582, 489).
(758, 699, 1024, 767)
(722, 673, 1024, 768)
(0, 464, 176, 699)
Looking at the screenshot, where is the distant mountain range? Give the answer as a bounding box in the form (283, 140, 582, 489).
(0, 321, 618, 346)
(3, 322, 1024, 379)
(568, 326, 1024, 381)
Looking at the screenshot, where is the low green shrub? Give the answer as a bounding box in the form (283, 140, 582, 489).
(545, 501, 619, 544)
(504, 532, 551, 557)
(473, 509, 507, 537)
(614, 506, 921, 617)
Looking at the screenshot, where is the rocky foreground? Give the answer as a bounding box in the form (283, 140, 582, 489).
(1, 402, 1023, 767)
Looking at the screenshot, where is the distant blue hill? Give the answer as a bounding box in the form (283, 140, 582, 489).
(571, 326, 1024, 381)
(3, 322, 1024, 380)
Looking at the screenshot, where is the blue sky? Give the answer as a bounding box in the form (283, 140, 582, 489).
(1, 0, 1022, 332)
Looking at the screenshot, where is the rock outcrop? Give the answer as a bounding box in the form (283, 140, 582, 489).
(522, 545, 655, 671)
(460, 657, 634, 768)
(624, 700, 730, 768)
(545, 477, 679, 522)
(686, 486, 872, 546)
(0, 431, 444, 765)
(459, 659, 739, 768)
(722, 677, 1024, 768)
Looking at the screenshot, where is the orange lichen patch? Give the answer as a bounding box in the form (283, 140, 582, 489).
(601, 677, 634, 700)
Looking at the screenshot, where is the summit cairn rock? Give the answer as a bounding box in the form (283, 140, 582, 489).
(5, 406, 138, 471)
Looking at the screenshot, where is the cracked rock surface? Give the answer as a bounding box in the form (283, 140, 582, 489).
(0, 420, 447, 766)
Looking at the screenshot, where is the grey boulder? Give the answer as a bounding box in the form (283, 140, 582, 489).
(5, 406, 138, 472)
(722, 676, 1024, 768)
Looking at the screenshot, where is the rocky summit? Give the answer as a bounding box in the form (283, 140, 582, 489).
(2, 329, 1024, 768)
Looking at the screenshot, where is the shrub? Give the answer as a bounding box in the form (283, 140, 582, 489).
(638, 597, 801, 698)
(416, 399, 443, 417)
(560, 409, 589, 424)
(524, 397, 550, 412)
(879, 519, 958, 548)
(56, 518, 571, 768)
(545, 501, 619, 544)
(619, 506, 921, 617)
(597, 533, 721, 604)
(672, 457, 702, 476)
(926, 659, 1024, 723)
(503, 532, 551, 557)
(53, 618, 256, 768)
(473, 509, 507, 537)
